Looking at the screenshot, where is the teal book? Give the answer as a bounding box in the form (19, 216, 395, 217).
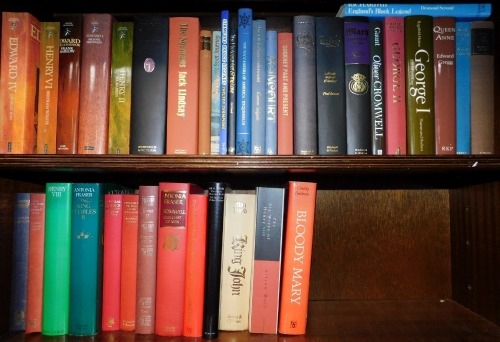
(211, 30, 222, 155)
(220, 10, 230, 154)
(42, 183, 73, 336)
(251, 19, 266, 155)
(455, 21, 471, 154)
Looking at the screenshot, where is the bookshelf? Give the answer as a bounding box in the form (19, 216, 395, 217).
(1, 0, 499, 341)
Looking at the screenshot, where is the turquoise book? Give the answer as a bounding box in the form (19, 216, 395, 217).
(211, 30, 222, 155)
(220, 10, 230, 155)
(265, 30, 278, 155)
(251, 19, 266, 155)
(455, 21, 471, 154)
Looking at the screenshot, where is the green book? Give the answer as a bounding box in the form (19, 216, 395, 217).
(108, 22, 134, 154)
(42, 183, 73, 336)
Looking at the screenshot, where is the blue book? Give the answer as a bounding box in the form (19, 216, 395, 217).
(265, 30, 278, 155)
(251, 19, 266, 154)
(220, 10, 230, 155)
(337, 3, 492, 20)
(236, 8, 253, 155)
(455, 21, 471, 154)
(211, 30, 221, 155)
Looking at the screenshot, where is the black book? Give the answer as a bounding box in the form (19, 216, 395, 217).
(370, 19, 385, 155)
(227, 16, 238, 155)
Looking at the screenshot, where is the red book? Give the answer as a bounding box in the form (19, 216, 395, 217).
(101, 194, 123, 331)
(277, 32, 294, 155)
(182, 193, 208, 337)
(278, 181, 317, 335)
(166, 17, 200, 155)
(383, 17, 407, 155)
(77, 13, 114, 154)
(135, 185, 159, 335)
(433, 17, 456, 155)
(120, 193, 139, 331)
(25, 193, 45, 333)
(155, 182, 203, 336)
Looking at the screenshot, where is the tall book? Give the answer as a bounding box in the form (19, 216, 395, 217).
(251, 19, 267, 155)
(315, 16, 346, 155)
(198, 30, 212, 155)
(25, 193, 45, 334)
(36, 22, 60, 154)
(220, 10, 230, 155)
(130, 16, 169, 155)
(155, 182, 203, 336)
(249, 187, 286, 334)
(183, 193, 208, 337)
(383, 16, 407, 155)
(455, 21, 472, 155)
(277, 31, 294, 155)
(227, 17, 238, 155)
(344, 16, 371, 155)
(0, 12, 40, 154)
(471, 21, 494, 154)
(166, 17, 200, 155)
(77, 13, 114, 154)
(265, 30, 278, 155)
(278, 181, 317, 335)
(55, 15, 83, 155)
(42, 183, 73, 336)
(211, 30, 221, 155)
(236, 8, 253, 155)
(293, 15, 317, 155)
(135, 185, 159, 334)
(108, 21, 134, 154)
(433, 17, 456, 155)
(405, 15, 435, 155)
(9, 193, 30, 331)
(370, 19, 385, 155)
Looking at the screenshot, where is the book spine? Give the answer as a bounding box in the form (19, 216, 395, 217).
(278, 181, 317, 335)
(166, 17, 200, 155)
(293, 15, 317, 155)
(455, 21, 471, 155)
(370, 19, 385, 155)
(265, 30, 278, 155)
(211, 31, 221, 155)
(236, 8, 253, 155)
(55, 15, 82, 155)
(220, 10, 230, 155)
(251, 19, 266, 155)
(277, 32, 294, 155)
(135, 185, 158, 334)
(344, 16, 371, 155)
(227, 17, 238, 155)
(433, 17, 456, 155)
(130, 16, 169, 155)
(36, 22, 60, 154)
(42, 183, 73, 336)
(77, 13, 113, 154)
(198, 30, 212, 155)
(405, 15, 435, 155)
(108, 22, 134, 155)
(316, 16, 347, 155)
(383, 16, 407, 155)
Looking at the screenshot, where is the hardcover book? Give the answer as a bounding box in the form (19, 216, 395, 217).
(227, 17, 238, 155)
(265, 30, 278, 155)
(220, 10, 230, 155)
(277, 31, 294, 155)
(130, 16, 169, 154)
(251, 19, 267, 155)
(211, 30, 221, 155)
(278, 181, 317, 335)
(370, 19, 385, 155)
(455, 21, 472, 155)
(198, 30, 212, 155)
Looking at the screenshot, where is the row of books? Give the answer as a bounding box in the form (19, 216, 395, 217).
(8, 180, 318, 337)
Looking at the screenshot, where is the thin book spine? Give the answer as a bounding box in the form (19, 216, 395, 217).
(265, 30, 278, 155)
(220, 10, 230, 155)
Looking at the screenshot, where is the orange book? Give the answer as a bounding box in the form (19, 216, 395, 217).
(0, 12, 41, 154)
(182, 193, 208, 337)
(36, 22, 60, 154)
(166, 17, 200, 155)
(277, 32, 294, 155)
(155, 182, 203, 336)
(120, 193, 139, 331)
(77, 13, 114, 154)
(198, 29, 212, 155)
(25, 193, 45, 333)
(278, 181, 317, 335)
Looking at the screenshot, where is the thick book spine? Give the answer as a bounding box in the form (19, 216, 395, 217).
(370, 19, 385, 155)
(198, 30, 212, 155)
(77, 13, 114, 154)
(55, 15, 82, 155)
(433, 17, 456, 155)
(251, 19, 266, 155)
(9, 193, 30, 331)
(166, 17, 201, 155)
(211, 31, 221, 155)
(405, 15, 435, 155)
(293, 15, 317, 155)
(383, 16, 407, 155)
(42, 183, 73, 336)
(135, 185, 158, 334)
(277, 32, 294, 155)
(108, 22, 134, 155)
(130, 16, 169, 155)
(315, 17, 346, 155)
(36, 22, 60, 154)
(236, 8, 253, 155)
(249, 187, 285, 334)
(227, 17, 238, 155)
(455, 21, 471, 155)
(278, 181, 317, 335)
(471, 21, 494, 154)
(344, 16, 371, 155)
(220, 10, 230, 155)
(265, 30, 278, 155)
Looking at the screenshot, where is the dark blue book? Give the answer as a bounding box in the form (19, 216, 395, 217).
(370, 19, 385, 155)
(251, 19, 267, 155)
(220, 10, 230, 155)
(227, 16, 238, 155)
(455, 21, 471, 154)
(265, 30, 278, 155)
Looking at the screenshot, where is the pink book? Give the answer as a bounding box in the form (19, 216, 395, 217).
(277, 32, 294, 155)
